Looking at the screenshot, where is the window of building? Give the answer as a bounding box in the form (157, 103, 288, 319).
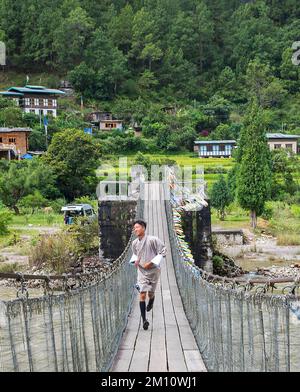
(200, 145, 207, 154)
(285, 144, 293, 150)
(34, 98, 39, 106)
(53, 99, 57, 107)
(0, 137, 2, 143)
(274, 144, 282, 149)
(220, 144, 225, 152)
(48, 99, 53, 107)
(207, 145, 213, 152)
(39, 98, 44, 106)
(105, 123, 117, 129)
(29, 98, 35, 106)
(25, 98, 30, 106)
(9, 138, 16, 143)
(44, 99, 48, 106)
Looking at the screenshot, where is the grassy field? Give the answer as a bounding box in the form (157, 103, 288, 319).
(101, 152, 235, 192)
(102, 152, 300, 194)
(0, 212, 63, 252)
(10, 212, 62, 226)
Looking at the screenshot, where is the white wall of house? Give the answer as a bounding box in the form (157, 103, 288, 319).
(100, 121, 123, 131)
(24, 108, 57, 117)
(268, 139, 298, 154)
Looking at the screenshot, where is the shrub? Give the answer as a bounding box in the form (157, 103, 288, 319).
(212, 255, 224, 270)
(0, 262, 21, 273)
(45, 214, 55, 225)
(47, 198, 67, 214)
(291, 204, 300, 218)
(261, 206, 273, 220)
(277, 234, 300, 246)
(29, 233, 78, 274)
(67, 218, 99, 255)
(5, 232, 21, 246)
(29, 219, 99, 273)
(204, 166, 228, 174)
(0, 207, 13, 235)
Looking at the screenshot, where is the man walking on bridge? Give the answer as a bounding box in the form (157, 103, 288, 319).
(131, 220, 167, 330)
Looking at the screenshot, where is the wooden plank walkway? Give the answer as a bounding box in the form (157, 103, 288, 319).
(110, 183, 207, 372)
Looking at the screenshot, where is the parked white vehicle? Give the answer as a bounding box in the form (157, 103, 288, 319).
(61, 204, 96, 224)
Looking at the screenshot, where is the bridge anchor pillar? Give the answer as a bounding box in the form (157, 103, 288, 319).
(98, 199, 137, 261)
(181, 201, 213, 273)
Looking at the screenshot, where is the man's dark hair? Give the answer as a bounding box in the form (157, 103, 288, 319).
(133, 220, 147, 229)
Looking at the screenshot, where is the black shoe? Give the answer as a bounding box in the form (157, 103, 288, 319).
(143, 320, 149, 330)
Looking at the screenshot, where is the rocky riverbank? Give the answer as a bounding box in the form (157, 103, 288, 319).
(214, 228, 300, 279)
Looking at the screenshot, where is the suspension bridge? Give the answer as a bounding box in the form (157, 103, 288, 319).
(0, 182, 300, 372)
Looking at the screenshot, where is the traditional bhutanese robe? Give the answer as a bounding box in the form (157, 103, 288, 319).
(131, 235, 167, 293)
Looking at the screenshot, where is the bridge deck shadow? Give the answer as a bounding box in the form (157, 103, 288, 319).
(110, 183, 207, 372)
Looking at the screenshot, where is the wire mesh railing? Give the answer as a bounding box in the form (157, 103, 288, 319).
(165, 196, 300, 372)
(0, 190, 144, 372)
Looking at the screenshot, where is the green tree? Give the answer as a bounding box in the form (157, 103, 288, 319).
(0, 160, 58, 213)
(44, 129, 99, 200)
(137, 70, 159, 96)
(29, 129, 47, 151)
(0, 97, 16, 109)
(68, 62, 96, 97)
(210, 175, 231, 220)
(0, 162, 34, 214)
(0, 206, 13, 235)
(0, 107, 24, 127)
(19, 190, 48, 214)
(210, 124, 233, 140)
(245, 59, 287, 108)
(54, 6, 94, 70)
(83, 28, 128, 99)
(108, 3, 134, 54)
(271, 149, 299, 197)
(130, 7, 162, 72)
(236, 102, 272, 229)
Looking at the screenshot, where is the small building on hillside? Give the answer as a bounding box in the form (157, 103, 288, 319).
(194, 133, 300, 158)
(194, 140, 236, 158)
(87, 111, 123, 131)
(87, 111, 112, 124)
(0, 85, 65, 117)
(100, 120, 123, 131)
(162, 105, 177, 115)
(266, 133, 300, 154)
(0, 128, 32, 160)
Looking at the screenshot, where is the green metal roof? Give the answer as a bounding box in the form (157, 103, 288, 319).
(7, 86, 65, 95)
(0, 91, 24, 96)
(25, 85, 46, 90)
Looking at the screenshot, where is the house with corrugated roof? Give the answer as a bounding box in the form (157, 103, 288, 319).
(194, 133, 300, 158)
(0, 127, 32, 160)
(194, 140, 236, 158)
(266, 133, 300, 155)
(0, 85, 65, 117)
